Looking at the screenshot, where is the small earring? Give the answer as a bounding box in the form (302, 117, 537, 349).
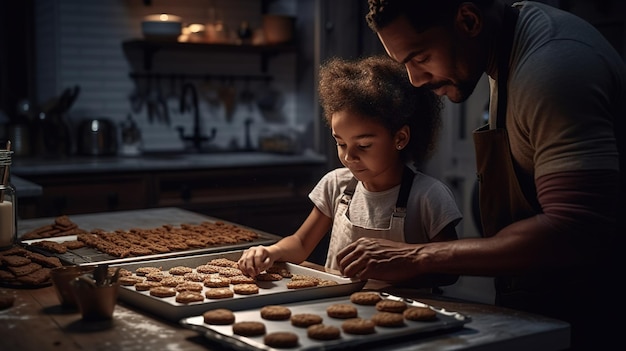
(396, 145, 403, 150)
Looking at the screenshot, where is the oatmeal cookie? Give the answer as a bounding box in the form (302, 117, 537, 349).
(264, 331, 299, 348)
(291, 313, 324, 328)
(375, 300, 407, 313)
(350, 291, 382, 305)
(232, 321, 266, 337)
(205, 287, 234, 299)
(307, 324, 341, 340)
(149, 286, 177, 298)
(175, 291, 204, 304)
(403, 307, 437, 321)
(260, 305, 292, 320)
(341, 318, 376, 335)
(203, 308, 235, 325)
(232, 283, 259, 295)
(326, 304, 358, 319)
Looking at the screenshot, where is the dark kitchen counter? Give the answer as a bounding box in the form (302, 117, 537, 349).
(11, 151, 327, 176)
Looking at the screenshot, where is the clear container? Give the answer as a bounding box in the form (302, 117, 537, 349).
(0, 149, 16, 249)
(0, 183, 16, 249)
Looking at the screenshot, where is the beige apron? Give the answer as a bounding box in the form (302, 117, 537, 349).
(473, 6, 546, 309)
(325, 167, 414, 271)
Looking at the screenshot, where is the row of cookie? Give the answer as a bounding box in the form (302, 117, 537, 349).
(200, 293, 438, 348)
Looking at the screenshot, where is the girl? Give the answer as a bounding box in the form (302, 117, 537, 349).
(238, 56, 461, 287)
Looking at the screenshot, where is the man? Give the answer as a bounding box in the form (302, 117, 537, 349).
(336, 1, 625, 349)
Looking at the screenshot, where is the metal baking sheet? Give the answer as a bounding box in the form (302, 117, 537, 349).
(112, 250, 366, 322)
(20, 212, 282, 266)
(180, 292, 471, 351)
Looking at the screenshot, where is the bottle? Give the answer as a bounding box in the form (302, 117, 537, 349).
(0, 143, 16, 249)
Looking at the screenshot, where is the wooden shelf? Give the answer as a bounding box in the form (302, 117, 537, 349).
(122, 39, 297, 72)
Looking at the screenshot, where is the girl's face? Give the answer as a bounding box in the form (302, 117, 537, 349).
(331, 110, 408, 191)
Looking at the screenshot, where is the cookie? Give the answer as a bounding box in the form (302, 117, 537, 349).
(375, 300, 407, 313)
(134, 281, 162, 291)
(229, 275, 256, 284)
(1, 255, 31, 267)
(183, 272, 207, 282)
(403, 307, 438, 321)
(196, 264, 220, 274)
(118, 275, 145, 286)
(136, 266, 162, 276)
(168, 266, 193, 275)
(256, 272, 283, 281)
(175, 291, 204, 304)
(208, 258, 238, 268)
(307, 324, 341, 340)
(149, 286, 177, 298)
(203, 308, 235, 325)
(326, 304, 358, 319)
(175, 282, 203, 292)
(260, 305, 292, 320)
(371, 312, 405, 327)
(291, 313, 324, 328)
(205, 287, 234, 299)
(264, 331, 299, 348)
(160, 276, 185, 287)
(341, 318, 376, 335)
(232, 283, 259, 295)
(203, 276, 231, 288)
(318, 279, 339, 287)
(350, 291, 382, 305)
(232, 321, 266, 337)
(286, 279, 317, 289)
(216, 267, 243, 277)
(145, 271, 168, 282)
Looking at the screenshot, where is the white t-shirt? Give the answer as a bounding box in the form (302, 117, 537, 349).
(309, 167, 462, 243)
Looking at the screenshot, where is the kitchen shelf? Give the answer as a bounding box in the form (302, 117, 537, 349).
(122, 39, 297, 72)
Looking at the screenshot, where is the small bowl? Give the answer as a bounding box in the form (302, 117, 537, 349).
(50, 265, 95, 308)
(142, 14, 182, 41)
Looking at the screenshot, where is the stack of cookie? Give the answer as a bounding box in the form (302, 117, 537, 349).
(20, 215, 88, 240)
(0, 246, 63, 287)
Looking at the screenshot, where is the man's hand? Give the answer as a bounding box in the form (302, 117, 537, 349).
(336, 237, 422, 282)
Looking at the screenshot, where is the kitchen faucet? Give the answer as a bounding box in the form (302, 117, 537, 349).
(177, 82, 216, 152)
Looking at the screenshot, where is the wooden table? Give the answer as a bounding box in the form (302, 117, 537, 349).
(1, 208, 571, 351)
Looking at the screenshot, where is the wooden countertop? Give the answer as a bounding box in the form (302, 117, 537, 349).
(2, 208, 570, 351)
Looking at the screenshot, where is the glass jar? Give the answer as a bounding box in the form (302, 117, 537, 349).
(0, 149, 16, 249)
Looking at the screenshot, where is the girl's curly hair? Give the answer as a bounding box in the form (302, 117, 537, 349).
(318, 55, 443, 168)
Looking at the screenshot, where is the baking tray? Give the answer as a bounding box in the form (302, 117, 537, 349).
(20, 218, 281, 266)
(112, 250, 366, 322)
(180, 292, 471, 351)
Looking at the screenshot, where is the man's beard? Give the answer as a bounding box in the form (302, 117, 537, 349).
(424, 80, 477, 103)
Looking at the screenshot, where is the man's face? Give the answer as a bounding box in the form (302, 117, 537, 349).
(377, 15, 482, 103)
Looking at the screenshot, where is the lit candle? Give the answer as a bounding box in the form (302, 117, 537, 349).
(144, 14, 182, 23)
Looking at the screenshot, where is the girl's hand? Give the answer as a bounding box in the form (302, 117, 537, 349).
(238, 245, 274, 277)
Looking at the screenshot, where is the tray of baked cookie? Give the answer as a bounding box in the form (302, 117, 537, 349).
(180, 292, 471, 351)
(111, 250, 366, 322)
(18, 208, 282, 266)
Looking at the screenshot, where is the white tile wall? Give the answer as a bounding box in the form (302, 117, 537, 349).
(34, 0, 305, 153)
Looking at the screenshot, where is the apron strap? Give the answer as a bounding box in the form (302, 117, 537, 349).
(339, 177, 358, 205)
(495, 5, 520, 128)
(395, 166, 416, 209)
